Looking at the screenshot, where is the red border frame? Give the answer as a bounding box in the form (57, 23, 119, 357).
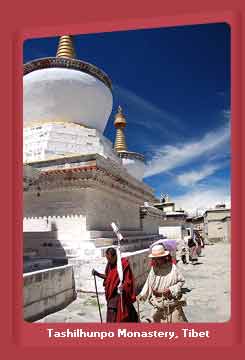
(2, 0, 244, 357)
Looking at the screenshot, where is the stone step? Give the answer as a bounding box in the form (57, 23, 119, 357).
(23, 258, 54, 273)
(95, 234, 161, 248)
(24, 232, 57, 241)
(24, 230, 159, 241)
(89, 230, 146, 239)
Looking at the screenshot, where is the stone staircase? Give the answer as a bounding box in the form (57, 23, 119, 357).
(24, 229, 163, 260)
(93, 231, 162, 252)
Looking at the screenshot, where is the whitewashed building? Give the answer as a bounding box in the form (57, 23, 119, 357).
(155, 197, 188, 241)
(204, 204, 231, 243)
(23, 35, 165, 296)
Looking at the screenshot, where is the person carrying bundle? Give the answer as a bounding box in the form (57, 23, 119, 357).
(137, 244, 188, 323)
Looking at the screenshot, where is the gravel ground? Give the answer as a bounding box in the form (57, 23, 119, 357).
(36, 243, 230, 323)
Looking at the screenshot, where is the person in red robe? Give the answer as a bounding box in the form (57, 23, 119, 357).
(92, 247, 139, 322)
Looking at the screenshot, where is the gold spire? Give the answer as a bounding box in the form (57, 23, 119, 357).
(56, 35, 76, 59)
(114, 106, 127, 152)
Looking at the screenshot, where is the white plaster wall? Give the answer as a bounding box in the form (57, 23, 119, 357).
(24, 124, 120, 164)
(24, 188, 143, 259)
(24, 68, 112, 132)
(24, 215, 88, 240)
(24, 191, 89, 254)
(163, 204, 175, 213)
(223, 219, 231, 242)
(159, 226, 183, 240)
(207, 220, 230, 242)
(24, 217, 49, 232)
(69, 252, 107, 293)
(206, 210, 230, 221)
(208, 221, 223, 240)
(24, 224, 92, 259)
(23, 265, 76, 321)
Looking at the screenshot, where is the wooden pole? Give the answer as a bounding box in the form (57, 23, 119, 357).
(93, 274, 103, 323)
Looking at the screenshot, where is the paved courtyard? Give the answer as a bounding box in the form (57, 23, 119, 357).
(36, 242, 230, 323)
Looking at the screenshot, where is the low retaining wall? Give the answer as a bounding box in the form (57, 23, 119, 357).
(23, 265, 76, 322)
(124, 249, 150, 293)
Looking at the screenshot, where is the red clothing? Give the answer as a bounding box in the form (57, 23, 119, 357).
(104, 258, 138, 322)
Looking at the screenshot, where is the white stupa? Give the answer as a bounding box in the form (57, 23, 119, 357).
(23, 35, 165, 295)
(113, 106, 145, 180)
(23, 35, 119, 163)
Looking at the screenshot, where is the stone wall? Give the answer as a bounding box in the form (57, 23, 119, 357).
(85, 188, 142, 231)
(159, 225, 184, 240)
(141, 205, 165, 234)
(206, 221, 224, 242)
(206, 218, 231, 243)
(23, 265, 76, 322)
(24, 186, 164, 260)
(204, 209, 231, 243)
(23, 155, 162, 295)
(222, 218, 231, 243)
(124, 249, 150, 293)
(24, 232, 68, 259)
(205, 209, 230, 221)
(24, 188, 143, 233)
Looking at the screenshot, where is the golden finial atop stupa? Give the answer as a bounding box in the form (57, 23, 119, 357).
(56, 35, 76, 59)
(114, 105, 127, 128)
(114, 105, 127, 152)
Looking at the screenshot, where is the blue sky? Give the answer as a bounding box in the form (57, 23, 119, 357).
(23, 23, 231, 214)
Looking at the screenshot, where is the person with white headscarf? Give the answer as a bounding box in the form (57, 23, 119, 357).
(137, 244, 188, 323)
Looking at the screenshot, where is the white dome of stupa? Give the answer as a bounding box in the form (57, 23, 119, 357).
(23, 36, 119, 164)
(24, 66, 112, 133)
(23, 35, 113, 133)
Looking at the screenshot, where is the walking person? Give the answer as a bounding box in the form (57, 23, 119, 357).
(194, 231, 202, 257)
(180, 247, 188, 264)
(92, 247, 138, 322)
(137, 244, 188, 323)
(150, 238, 177, 264)
(188, 235, 198, 264)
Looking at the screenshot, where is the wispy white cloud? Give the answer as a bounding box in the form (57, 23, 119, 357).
(176, 162, 227, 187)
(175, 184, 231, 216)
(144, 121, 230, 178)
(114, 84, 184, 135)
